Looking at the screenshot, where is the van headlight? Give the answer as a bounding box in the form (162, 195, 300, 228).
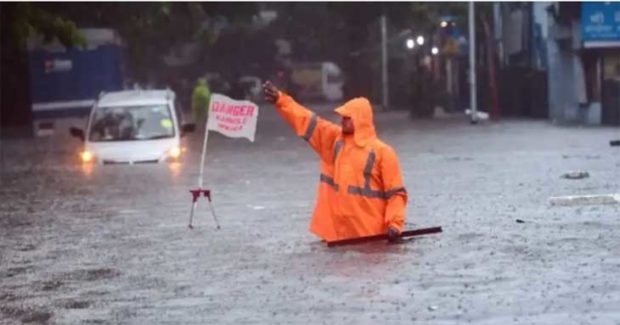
(167, 146, 182, 159)
(80, 150, 94, 163)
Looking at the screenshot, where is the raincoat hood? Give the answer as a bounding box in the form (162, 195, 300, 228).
(334, 97, 377, 147)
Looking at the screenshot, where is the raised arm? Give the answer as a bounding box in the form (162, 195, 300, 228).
(264, 81, 341, 162)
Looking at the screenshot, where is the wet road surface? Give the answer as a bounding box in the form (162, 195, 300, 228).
(1, 104, 620, 324)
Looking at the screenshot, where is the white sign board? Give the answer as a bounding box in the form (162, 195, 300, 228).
(206, 94, 259, 142)
(45, 59, 73, 73)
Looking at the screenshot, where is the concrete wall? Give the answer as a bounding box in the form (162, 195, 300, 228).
(546, 34, 579, 123)
(543, 4, 602, 125)
(533, 3, 551, 39)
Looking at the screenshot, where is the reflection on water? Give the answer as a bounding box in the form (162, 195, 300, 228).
(168, 161, 182, 179)
(75, 161, 184, 180)
(293, 240, 417, 280)
(80, 162, 94, 178)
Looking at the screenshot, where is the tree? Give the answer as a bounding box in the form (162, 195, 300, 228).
(1, 3, 85, 131)
(1, 3, 260, 131)
(39, 3, 259, 84)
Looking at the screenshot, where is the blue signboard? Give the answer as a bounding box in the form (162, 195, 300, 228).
(582, 2, 620, 47)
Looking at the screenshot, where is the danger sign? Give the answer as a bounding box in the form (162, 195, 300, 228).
(206, 94, 259, 142)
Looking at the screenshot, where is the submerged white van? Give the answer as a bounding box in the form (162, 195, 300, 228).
(70, 89, 195, 164)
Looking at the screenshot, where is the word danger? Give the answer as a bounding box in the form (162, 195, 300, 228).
(207, 93, 258, 142)
(211, 102, 256, 131)
(211, 102, 256, 117)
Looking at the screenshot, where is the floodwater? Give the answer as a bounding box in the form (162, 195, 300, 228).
(1, 104, 619, 324)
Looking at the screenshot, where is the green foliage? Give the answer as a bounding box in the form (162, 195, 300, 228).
(4, 3, 86, 50)
(271, 2, 473, 64)
(36, 3, 258, 82)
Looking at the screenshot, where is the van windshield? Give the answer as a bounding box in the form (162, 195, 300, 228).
(88, 105, 175, 142)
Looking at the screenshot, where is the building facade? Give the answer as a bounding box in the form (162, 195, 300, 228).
(496, 2, 620, 125)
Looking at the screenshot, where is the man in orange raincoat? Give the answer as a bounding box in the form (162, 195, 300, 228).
(263, 81, 408, 243)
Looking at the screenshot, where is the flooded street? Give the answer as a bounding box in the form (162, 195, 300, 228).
(2, 105, 620, 324)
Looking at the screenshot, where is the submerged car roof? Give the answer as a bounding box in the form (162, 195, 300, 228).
(97, 90, 175, 107)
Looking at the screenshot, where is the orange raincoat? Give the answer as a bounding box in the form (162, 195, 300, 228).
(276, 93, 408, 241)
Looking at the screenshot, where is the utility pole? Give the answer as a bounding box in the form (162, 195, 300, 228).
(469, 1, 478, 124)
(381, 14, 389, 110)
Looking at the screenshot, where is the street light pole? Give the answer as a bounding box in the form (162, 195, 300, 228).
(469, 1, 478, 124)
(381, 14, 389, 110)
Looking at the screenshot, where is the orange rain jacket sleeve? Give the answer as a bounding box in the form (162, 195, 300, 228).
(275, 92, 341, 162)
(378, 146, 407, 231)
(275, 92, 408, 241)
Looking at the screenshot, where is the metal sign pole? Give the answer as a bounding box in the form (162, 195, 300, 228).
(197, 125, 210, 188)
(469, 1, 478, 124)
(381, 14, 389, 110)
(188, 99, 219, 229)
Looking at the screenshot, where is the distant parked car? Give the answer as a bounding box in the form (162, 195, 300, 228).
(69, 89, 195, 165)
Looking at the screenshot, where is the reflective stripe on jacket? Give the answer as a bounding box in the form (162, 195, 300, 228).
(276, 93, 408, 241)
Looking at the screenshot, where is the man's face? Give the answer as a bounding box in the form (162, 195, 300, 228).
(341, 116, 354, 135)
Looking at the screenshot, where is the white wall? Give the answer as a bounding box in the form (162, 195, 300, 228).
(533, 2, 551, 39)
(542, 3, 602, 125)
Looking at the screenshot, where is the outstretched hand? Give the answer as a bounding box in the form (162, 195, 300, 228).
(262, 80, 280, 104)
